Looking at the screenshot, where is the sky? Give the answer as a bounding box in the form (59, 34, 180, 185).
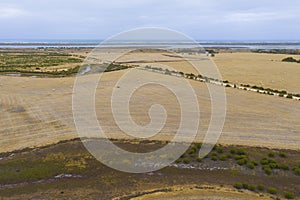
(0, 0, 300, 40)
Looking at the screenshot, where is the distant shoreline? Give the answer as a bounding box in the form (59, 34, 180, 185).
(1, 41, 300, 49)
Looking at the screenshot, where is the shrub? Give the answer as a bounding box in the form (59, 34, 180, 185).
(247, 162, 255, 169)
(189, 149, 195, 155)
(293, 166, 300, 175)
(217, 147, 224, 153)
(287, 94, 293, 99)
(212, 152, 218, 156)
(233, 182, 243, 189)
(268, 158, 276, 164)
(267, 187, 277, 194)
(250, 160, 259, 166)
(262, 166, 272, 175)
(260, 157, 269, 165)
(196, 157, 202, 162)
(284, 191, 294, 199)
(278, 163, 289, 170)
(282, 57, 298, 63)
(211, 156, 218, 161)
(237, 158, 247, 165)
(175, 159, 181, 163)
(227, 153, 233, 159)
(279, 152, 287, 158)
(190, 145, 197, 151)
(183, 157, 190, 164)
(269, 162, 278, 169)
(248, 184, 256, 191)
(235, 155, 247, 160)
(268, 151, 275, 157)
(230, 149, 236, 154)
(236, 148, 246, 155)
(219, 154, 227, 161)
(257, 184, 264, 191)
(196, 143, 202, 149)
(242, 183, 249, 189)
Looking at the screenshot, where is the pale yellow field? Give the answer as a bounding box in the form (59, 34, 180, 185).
(117, 51, 300, 94)
(214, 52, 300, 94)
(1, 63, 299, 153)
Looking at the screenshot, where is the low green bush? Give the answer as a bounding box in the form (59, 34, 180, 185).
(247, 162, 255, 169)
(250, 160, 258, 166)
(260, 157, 269, 165)
(233, 182, 243, 189)
(242, 183, 249, 189)
(262, 165, 272, 175)
(219, 155, 227, 161)
(279, 151, 287, 158)
(284, 191, 294, 199)
(257, 184, 264, 191)
(237, 158, 247, 165)
(293, 166, 300, 175)
(236, 148, 246, 155)
(196, 157, 202, 162)
(230, 149, 236, 154)
(267, 187, 277, 194)
(216, 146, 224, 153)
(183, 157, 190, 164)
(278, 163, 289, 170)
(248, 184, 256, 191)
(268, 151, 275, 157)
(211, 156, 218, 161)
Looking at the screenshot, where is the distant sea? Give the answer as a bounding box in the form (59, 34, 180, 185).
(1, 39, 300, 49)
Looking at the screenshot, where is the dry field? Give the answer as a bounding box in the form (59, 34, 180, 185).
(0, 55, 300, 153)
(117, 50, 300, 94)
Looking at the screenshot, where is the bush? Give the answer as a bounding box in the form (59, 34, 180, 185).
(257, 184, 264, 191)
(262, 166, 272, 175)
(217, 146, 224, 153)
(284, 191, 294, 199)
(235, 155, 247, 160)
(293, 166, 300, 175)
(233, 182, 243, 189)
(183, 157, 190, 164)
(242, 183, 249, 189)
(227, 153, 233, 159)
(175, 159, 181, 163)
(230, 149, 236, 154)
(282, 57, 298, 63)
(219, 154, 227, 161)
(196, 157, 202, 162)
(237, 158, 247, 165)
(260, 157, 269, 165)
(278, 163, 289, 170)
(236, 148, 246, 155)
(287, 93, 293, 99)
(267, 187, 277, 194)
(279, 152, 287, 158)
(189, 149, 195, 155)
(196, 143, 202, 149)
(250, 160, 258, 166)
(211, 156, 218, 161)
(269, 162, 278, 169)
(248, 184, 256, 191)
(268, 151, 275, 157)
(247, 162, 255, 169)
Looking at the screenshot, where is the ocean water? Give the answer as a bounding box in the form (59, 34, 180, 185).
(0, 39, 300, 49)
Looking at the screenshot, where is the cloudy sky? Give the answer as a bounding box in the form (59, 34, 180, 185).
(0, 0, 299, 40)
